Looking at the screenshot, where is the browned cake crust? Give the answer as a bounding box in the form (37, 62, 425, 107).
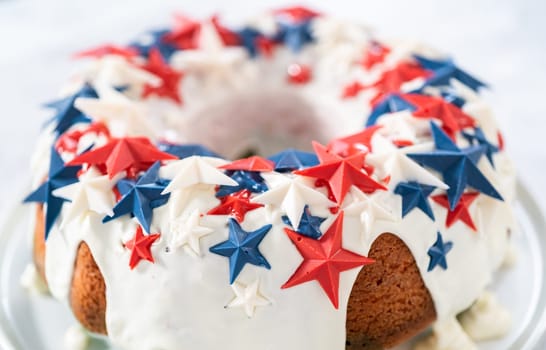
(346, 232, 437, 349)
(33, 207, 435, 347)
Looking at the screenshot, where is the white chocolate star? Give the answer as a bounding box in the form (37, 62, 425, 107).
(52, 167, 123, 225)
(312, 16, 370, 51)
(82, 55, 160, 90)
(343, 188, 397, 238)
(74, 86, 158, 138)
(169, 209, 213, 255)
(252, 173, 334, 228)
(367, 135, 448, 190)
(226, 279, 271, 318)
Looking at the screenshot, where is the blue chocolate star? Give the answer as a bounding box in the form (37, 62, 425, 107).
(394, 181, 436, 220)
(158, 142, 221, 159)
(273, 19, 314, 53)
(427, 232, 453, 271)
(414, 55, 487, 91)
(236, 27, 266, 58)
(129, 29, 178, 60)
(268, 149, 319, 172)
(282, 205, 325, 239)
(408, 122, 502, 210)
(209, 219, 272, 283)
(103, 161, 170, 233)
(215, 170, 268, 197)
(24, 147, 81, 238)
(366, 93, 416, 127)
(462, 127, 499, 167)
(44, 83, 98, 136)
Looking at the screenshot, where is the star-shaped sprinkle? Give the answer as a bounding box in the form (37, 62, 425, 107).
(394, 181, 436, 220)
(24, 147, 81, 238)
(53, 167, 123, 224)
(140, 49, 184, 104)
(103, 162, 170, 233)
(365, 93, 416, 127)
(215, 171, 269, 197)
(68, 136, 176, 179)
(295, 142, 386, 204)
(360, 41, 390, 69)
(432, 192, 479, 231)
(282, 205, 325, 239)
(209, 219, 272, 284)
(370, 62, 431, 104)
(226, 279, 271, 317)
(427, 232, 453, 271)
(268, 149, 318, 172)
(124, 225, 161, 270)
(281, 211, 374, 308)
(55, 122, 110, 155)
(327, 125, 381, 157)
(343, 188, 397, 238)
(287, 63, 312, 84)
(219, 156, 275, 172)
(74, 44, 138, 60)
(169, 208, 213, 255)
(408, 122, 503, 210)
(162, 15, 201, 50)
(129, 29, 179, 60)
(462, 127, 499, 167)
(273, 6, 320, 23)
(273, 20, 315, 53)
(82, 55, 161, 89)
(158, 142, 221, 159)
(161, 156, 237, 193)
(414, 55, 487, 91)
(252, 173, 333, 229)
(403, 93, 475, 139)
(341, 81, 365, 99)
(207, 190, 264, 223)
(236, 27, 270, 58)
(44, 83, 98, 136)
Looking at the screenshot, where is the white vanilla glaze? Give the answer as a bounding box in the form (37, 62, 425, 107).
(29, 11, 517, 350)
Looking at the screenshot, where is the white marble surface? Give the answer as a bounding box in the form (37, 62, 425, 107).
(0, 0, 545, 222)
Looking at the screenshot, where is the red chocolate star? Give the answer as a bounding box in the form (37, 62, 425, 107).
(125, 225, 161, 270)
(341, 81, 365, 99)
(55, 122, 111, 154)
(74, 44, 138, 60)
(219, 156, 275, 172)
(295, 142, 386, 204)
(162, 14, 201, 50)
(327, 125, 382, 157)
(207, 190, 263, 222)
(282, 211, 374, 308)
(359, 41, 391, 70)
(68, 136, 177, 179)
(371, 62, 431, 105)
(403, 93, 476, 139)
(140, 49, 184, 104)
(432, 192, 479, 231)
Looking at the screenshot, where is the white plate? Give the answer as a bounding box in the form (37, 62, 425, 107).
(0, 181, 545, 350)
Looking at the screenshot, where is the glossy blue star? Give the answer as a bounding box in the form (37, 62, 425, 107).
(273, 19, 314, 53)
(414, 54, 487, 91)
(236, 27, 266, 58)
(408, 122, 503, 210)
(394, 181, 436, 220)
(158, 142, 221, 159)
(366, 93, 416, 127)
(103, 161, 170, 233)
(282, 205, 325, 239)
(215, 170, 268, 197)
(268, 149, 319, 172)
(23, 147, 81, 239)
(44, 83, 98, 136)
(209, 218, 272, 283)
(427, 232, 453, 271)
(462, 127, 499, 167)
(129, 29, 178, 60)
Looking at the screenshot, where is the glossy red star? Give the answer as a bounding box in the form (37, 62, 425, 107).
(163, 15, 239, 49)
(359, 41, 391, 69)
(282, 211, 374, 308)
(403, 93, 476, 139)
(140, 49, 184, 104)
(327, 125, 382, 158)
(295, 142, 386, 204)
(370, 62, 431, 105)
(273, 6, 321, 22)
(219, 156, 275, 172)
(68, 136, 177, 179)
(74, 44, 138, 60)
(55, 122, 111, 154)
(124, 225, 161, 270)
(432, 192, 479, 231)
(207, 190, 264, 222)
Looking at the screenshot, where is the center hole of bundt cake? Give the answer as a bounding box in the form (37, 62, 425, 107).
(180, 89, 333, 159)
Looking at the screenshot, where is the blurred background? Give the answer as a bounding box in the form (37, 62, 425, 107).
(0, 0, 544, 220)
